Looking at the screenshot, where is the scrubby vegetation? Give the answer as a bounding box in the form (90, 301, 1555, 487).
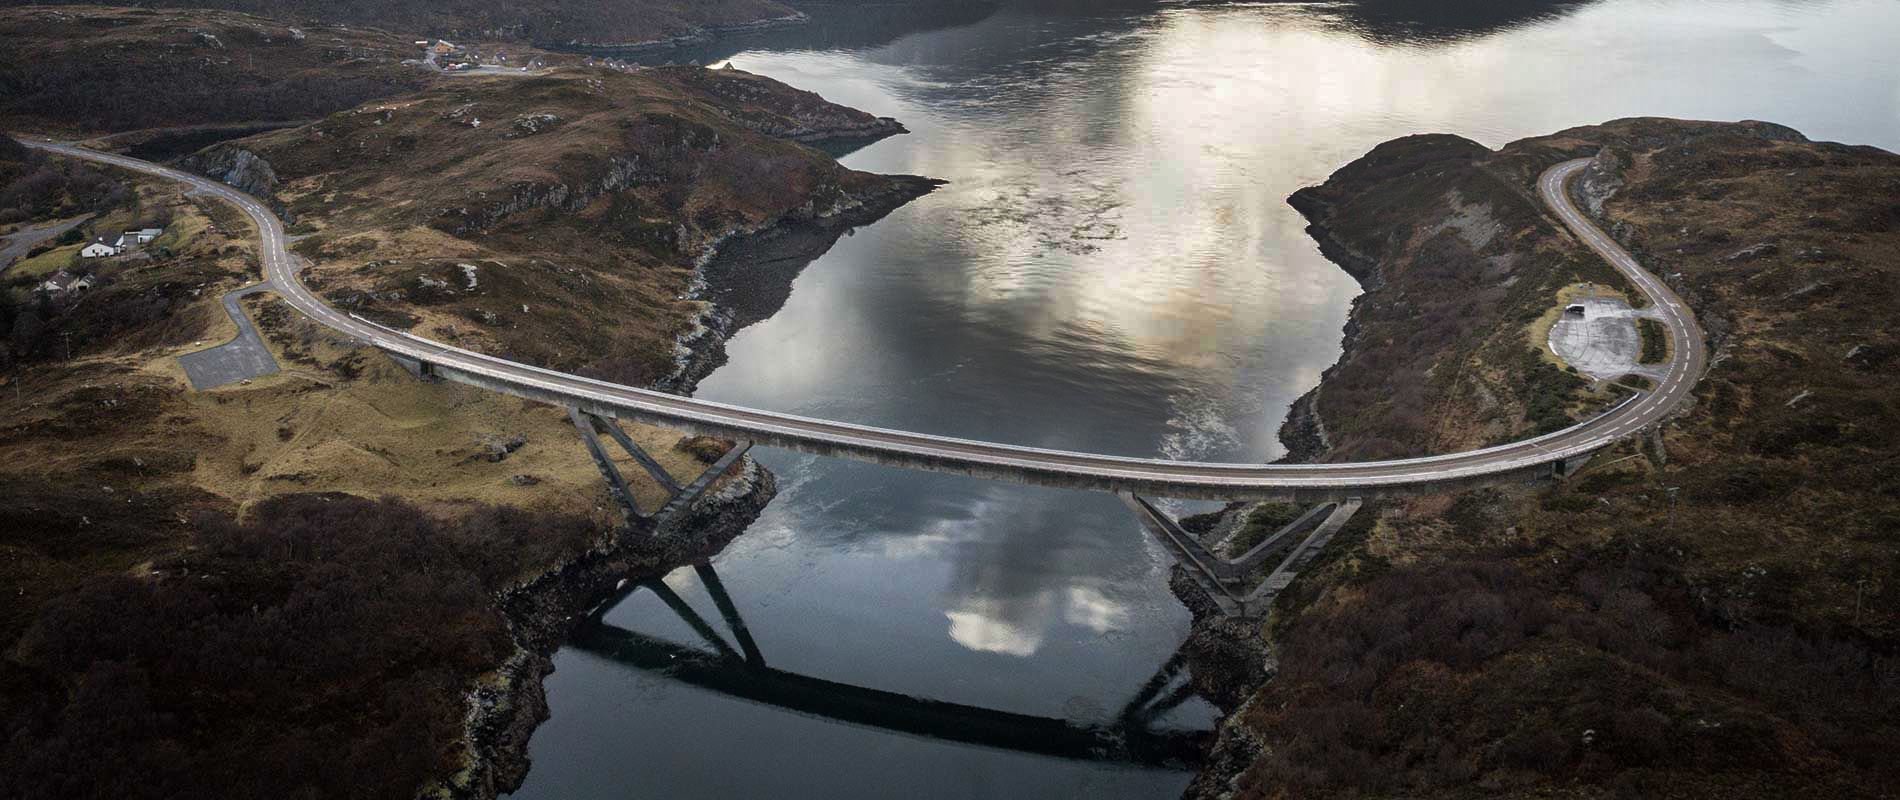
(0, 138, 129, 227)
(1227, 502, 1302, 553)
(1, 492, 595, 800)
(211, 66, 932, 385)
(0, 166, 233, 369)
(1246, 551, 1896, 796)
(1638, 316, 1667, 364)
(1520, 347, 1589, 434)
(1193, 119, 1900, 800)
(0, 6, 429, 136)
(1287, 131, 1627, 460)
(0, 161, 767, 799)
(1, 0, 801, 50)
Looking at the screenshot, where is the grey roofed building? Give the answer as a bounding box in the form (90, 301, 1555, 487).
(39, 270, 95, 295)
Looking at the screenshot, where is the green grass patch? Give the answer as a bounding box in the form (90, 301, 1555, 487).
(1638, 317, 1668, 364)
(1522, 348, 1588, 434)
(1231, 502, 1304, 552)
(10, 243, 80, 278)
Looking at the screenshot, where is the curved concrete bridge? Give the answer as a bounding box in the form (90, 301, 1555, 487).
(20, 140, 1704, 504)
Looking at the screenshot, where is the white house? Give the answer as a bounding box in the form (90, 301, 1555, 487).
(117, 227, 163, 248)
(80, 239, 120, 259)
(39, 270, 95, 295)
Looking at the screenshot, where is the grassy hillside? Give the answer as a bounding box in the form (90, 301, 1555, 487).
(184, 65, 932, 386)
(1285, 131, 1631, 460)
(0, 7, 932, 795)
(3, 56, 932, 791)
(1192, 119, 1900, 799)
(0, 163, 772, 799)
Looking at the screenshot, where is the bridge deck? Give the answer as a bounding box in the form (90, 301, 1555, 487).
(19, 143, 1707, 501)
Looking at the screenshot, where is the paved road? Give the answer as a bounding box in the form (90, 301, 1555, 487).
(20, 141, 1707, 500)
(0, 214, 93, 273)
(177, 281, 281, 389)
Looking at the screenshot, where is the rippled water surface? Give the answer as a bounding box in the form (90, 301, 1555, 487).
(511, 1, 1900, 797)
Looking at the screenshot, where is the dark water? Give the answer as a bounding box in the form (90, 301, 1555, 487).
(511, 1, 1900, 797)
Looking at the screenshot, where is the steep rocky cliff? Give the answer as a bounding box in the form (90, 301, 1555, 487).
(180, 146, 284, 212)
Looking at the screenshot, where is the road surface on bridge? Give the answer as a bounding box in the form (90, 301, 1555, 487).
(22, 141, 1706, 500)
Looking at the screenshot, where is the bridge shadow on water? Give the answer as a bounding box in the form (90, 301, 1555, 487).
(571, 562, 1211, 769)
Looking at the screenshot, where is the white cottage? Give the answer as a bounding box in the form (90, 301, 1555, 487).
(116, 227, 163, 249)
(80, 240, 120, 259)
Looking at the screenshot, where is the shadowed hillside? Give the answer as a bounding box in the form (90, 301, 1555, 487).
(0, 0, 804, 48)
(0, 6, 430, 136)
(1188, 118, 1900, 800)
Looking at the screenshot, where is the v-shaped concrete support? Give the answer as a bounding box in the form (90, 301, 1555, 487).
(1122, 493, 1363, 616)
(568, 406, 753, 529)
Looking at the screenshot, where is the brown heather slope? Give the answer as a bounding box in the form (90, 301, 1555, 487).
(1186, 119, 1900, 799)
(0, 0, 801, 49)
(0, 5, 431, 136)
(1284, 129, 1650, 461)
(0, 135, 129, 227)
(183, 65, 933, 386)
(3, 59, 929, 797)
(0, 151, 776, 799)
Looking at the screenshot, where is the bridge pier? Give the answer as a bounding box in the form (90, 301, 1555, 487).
(1122, 494, 1363, 617)
(566, 406, 753, 529)
(385, 352, 441, 382)
(1551, 452, 1595, 480)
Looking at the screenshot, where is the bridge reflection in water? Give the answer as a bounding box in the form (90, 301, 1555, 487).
(572, 562, 1211, 769)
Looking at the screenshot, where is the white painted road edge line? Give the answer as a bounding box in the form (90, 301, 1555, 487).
(22, 141, 1705, 493)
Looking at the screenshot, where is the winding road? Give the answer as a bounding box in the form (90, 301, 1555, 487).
(21, 140, 1706, 501)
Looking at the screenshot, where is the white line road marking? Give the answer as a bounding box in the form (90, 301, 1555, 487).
(23, 143, 1706, 495)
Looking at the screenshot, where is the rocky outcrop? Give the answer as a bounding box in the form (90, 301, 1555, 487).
(646, 65, 911, 147)
(182, 144, 286, 215)
(659, 174, 944, 394)
(439, 156, 655, 235)
(1574, 147, 1625, 217)
(437, 457, 777, 799)
(736, 112, 907, 145)
(506, 113, 562, 139)
(1274, 386, 1331, 465)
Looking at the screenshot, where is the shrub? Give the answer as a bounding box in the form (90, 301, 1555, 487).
(1637, 317, 1667, 364)
(1, 493, 597, 800)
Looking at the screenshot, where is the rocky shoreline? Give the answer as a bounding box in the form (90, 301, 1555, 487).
(1168, 159, 1395, 799)
(436, 457, 778, 799)
(430, 148, 936, 800)
(1264, 184, 1378, 468)
(660, 174, 943, 394)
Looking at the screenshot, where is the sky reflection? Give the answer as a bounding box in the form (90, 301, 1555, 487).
(515, 2, 1900, 796)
